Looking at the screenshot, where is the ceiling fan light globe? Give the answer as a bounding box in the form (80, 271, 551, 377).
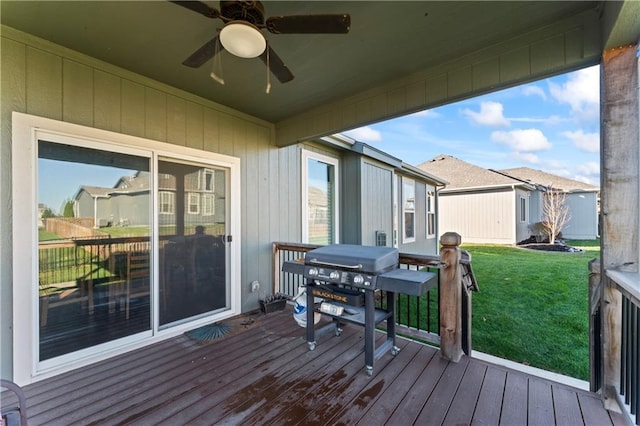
(220, 21, 266, 58)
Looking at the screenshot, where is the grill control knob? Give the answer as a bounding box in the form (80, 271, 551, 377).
(353, 275, 364, 285)
(308, 267, 319, 277)
(329, 271, 340, 280)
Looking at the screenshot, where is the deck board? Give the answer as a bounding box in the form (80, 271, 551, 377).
(442, 360, 486, 425)
(6, 307, 623, 426)
(499, 370, 529, 425)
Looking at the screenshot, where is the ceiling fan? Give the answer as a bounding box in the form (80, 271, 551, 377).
(172, 1, 351, 85)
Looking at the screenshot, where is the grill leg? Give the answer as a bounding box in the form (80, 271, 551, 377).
(365, 289, 375, 374)
(306, 283, 316, 350)
(387, 290, 399, 355)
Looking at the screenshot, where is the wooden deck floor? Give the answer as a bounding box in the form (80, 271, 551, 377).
(4, 307, 628, 425)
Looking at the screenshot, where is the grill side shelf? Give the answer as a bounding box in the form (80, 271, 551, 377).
(377, 269, 437, 296)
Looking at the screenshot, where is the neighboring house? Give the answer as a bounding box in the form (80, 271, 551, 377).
(75, 169, 226, 230)
(497, 167, 600, 240)
(417, 155, 535, 245)
(418, 156, 601, 244)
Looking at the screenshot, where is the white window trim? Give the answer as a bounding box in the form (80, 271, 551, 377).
(519, 196, 527, 223)
(187, 192, 200, 214)
(426, 189, 436, 238)
(301, 150, 340, 244)
(159, 191, 175, 214)
(202, 194, 215, 216)
(12, 112, 242, 385)
(402, 177, 416, 244)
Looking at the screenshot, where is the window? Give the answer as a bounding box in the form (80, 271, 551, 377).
(426, 190, 436, 238)
(302, 150, 339, 245)
(202, 194, 215, 216)
(520, 196, 527, 222)
(187, 192, 200, 214)
(159, 191, 175, 214)
(402, 178, 415, 243)
(203, 169, 214, 192)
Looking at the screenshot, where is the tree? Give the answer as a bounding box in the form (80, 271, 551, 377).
(541, 186, 571, 244)
(62, 199, 75, 218)
(41, 207, 56, 218)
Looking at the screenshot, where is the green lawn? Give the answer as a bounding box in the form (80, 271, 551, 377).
(465, 239, 599, 380)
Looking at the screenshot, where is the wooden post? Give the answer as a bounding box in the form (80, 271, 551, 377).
(439, 232, 463, 362)
(272, 242, 280, 294)
(588, 258, 602, 393)
(600, 43, 639, 410)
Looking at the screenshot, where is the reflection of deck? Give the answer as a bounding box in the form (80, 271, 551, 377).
(8, 306, 626, 425)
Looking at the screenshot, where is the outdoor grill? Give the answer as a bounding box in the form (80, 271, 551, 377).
(283, 244, 437, 375)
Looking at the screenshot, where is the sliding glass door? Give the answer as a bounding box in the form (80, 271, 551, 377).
(158, 158, 229, 326)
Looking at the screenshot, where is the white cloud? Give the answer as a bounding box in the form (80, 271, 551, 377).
(510, 152, 540, 164)
(576, 161, 600, 176)
(522, 85, 547, 100)
(343, 126, 382, 143)
(491, 128, 552, 152)
(549, 66, 599, 121)
(462, 101, 510, 127)
(561, 130, 599, 153)
(573, 175, 598, 185)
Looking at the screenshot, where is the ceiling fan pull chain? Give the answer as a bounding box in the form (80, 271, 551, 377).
(265, 41, 271, 94)
(210, 37, 225, 85)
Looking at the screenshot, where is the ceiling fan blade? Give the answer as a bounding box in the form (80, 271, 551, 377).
(170, 1, 220, 19)
(182, 36, 221, 68)
(259, 46, 294, 83)
(266, 14, 350, 34)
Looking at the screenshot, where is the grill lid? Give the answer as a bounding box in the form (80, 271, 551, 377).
(305, 244, 398, 274)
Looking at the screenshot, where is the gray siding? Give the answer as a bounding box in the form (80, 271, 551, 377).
(340, 152, 362, 245)
(515, 188, 531, 243)
(563, 192, 599, 239)
(360, 161, 393, 247)
(438, 189, 517, 244)
(0, 29, 301, 378)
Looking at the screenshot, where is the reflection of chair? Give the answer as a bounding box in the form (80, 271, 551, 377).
(40, 278, 93, 327)
(125, 243, 150, 320)
(1, 379, 28, 425)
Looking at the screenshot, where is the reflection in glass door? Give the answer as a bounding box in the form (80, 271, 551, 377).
(37, 141, 151, 361)
(158, 158, 229, 326)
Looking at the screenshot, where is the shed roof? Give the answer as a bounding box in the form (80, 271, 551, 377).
(417, 155, 531, 192)
(498, 167, 600, 192)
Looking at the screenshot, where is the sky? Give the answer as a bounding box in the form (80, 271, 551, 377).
(344, 65, 600, 187)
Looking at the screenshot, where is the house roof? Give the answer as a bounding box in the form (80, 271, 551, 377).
(417, 155, 531, 192)
(498, 167, 600, 192)
(76, 185, 112, 199)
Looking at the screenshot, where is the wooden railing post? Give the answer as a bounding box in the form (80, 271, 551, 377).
(588, 258, 602, 393)
(600, 42, 639, 411)
(439, 232, 463, 362)
(272, 242, 280, 294)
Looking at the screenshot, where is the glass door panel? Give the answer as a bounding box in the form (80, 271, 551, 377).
(158, 159, 229, 326)
(37, 141, 151, 361)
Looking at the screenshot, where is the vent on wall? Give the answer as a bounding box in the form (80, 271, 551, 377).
(375, 231, 387, 247)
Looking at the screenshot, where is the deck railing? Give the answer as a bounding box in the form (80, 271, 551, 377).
(38, 236, 150, 286)
(591, 259, 640, 425)
(603, 266, 640, 425)
(272, 233, 477, 359)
